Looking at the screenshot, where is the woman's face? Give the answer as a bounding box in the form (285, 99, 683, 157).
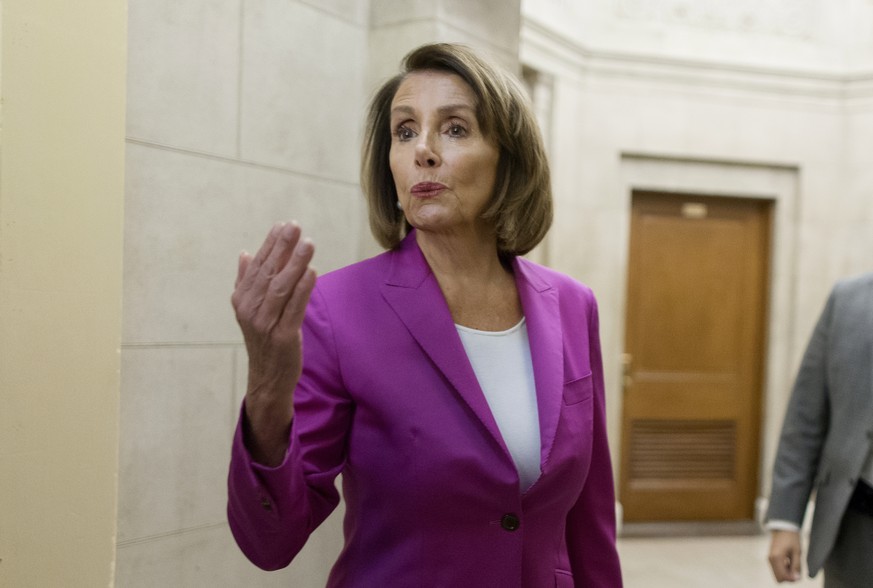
(388, 70, 500, 239)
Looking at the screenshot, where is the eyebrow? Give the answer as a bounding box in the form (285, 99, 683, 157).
(390, 103, 476, 118)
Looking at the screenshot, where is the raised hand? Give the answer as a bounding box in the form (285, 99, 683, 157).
(232, 221, 316, 466)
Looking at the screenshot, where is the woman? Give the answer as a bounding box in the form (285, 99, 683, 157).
(228, 43, 623, 587)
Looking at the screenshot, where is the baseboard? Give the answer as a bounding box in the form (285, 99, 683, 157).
(619, 519, 763, 538)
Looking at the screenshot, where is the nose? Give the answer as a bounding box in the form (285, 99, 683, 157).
(414, 133, 440, 168)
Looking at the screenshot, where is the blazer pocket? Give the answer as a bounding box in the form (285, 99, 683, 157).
(563, 372, 593, 406)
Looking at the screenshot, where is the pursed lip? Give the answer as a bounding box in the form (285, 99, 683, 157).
(410, 182, 447, 197)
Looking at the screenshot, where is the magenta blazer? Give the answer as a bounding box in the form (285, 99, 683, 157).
(228, 231, 623, 587)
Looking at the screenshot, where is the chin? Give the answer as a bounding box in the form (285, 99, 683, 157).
(408, 212, 454, 232)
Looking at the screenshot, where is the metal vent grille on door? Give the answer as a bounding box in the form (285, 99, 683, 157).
(629, 420, 736, 480)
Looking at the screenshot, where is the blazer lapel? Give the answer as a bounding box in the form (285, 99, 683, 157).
(379, 232, 509, 457)
(513, 257, 564, 470)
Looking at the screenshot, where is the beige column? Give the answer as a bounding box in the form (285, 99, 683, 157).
(0, 1, 126, 586)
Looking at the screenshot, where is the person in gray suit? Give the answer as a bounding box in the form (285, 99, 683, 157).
(767, 272, 873, 586)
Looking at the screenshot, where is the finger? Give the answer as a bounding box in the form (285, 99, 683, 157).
(772, 560, 791, 582)
(239, 222, 291, 291)
(233, 223, 298, 320)
(768, 548, 790, 581)
(278, 267, 317, 336)
(790, 546, 802, 580)
(260, 237, 315, 320)
(235, 250, 251, 289)
(771, 552, 799, 582)
(768, 555, 783, 580)
(256, 222, 302, 284)
(254, 222, 285, 267)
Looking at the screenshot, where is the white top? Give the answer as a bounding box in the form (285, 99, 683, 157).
(456, 318, 541, 491)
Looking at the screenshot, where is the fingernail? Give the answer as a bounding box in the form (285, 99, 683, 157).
(297, 238, 314, 255)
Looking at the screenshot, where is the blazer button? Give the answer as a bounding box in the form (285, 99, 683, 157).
(501, 513, 520, 531)
(260, 498, 273, 511)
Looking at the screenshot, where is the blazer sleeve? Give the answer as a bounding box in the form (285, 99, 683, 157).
(565, 295, 624, 587)
(766, 289, 834, 526)
(227, 284, 353, 570)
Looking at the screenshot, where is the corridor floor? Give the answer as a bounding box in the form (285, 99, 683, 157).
(618, 532, 824, 587)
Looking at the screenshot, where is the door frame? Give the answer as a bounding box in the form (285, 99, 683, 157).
(612, 155, 799, 526)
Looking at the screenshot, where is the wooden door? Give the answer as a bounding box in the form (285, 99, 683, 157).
(620, 191, 771, 521)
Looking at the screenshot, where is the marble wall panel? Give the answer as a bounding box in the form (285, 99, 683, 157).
(827, 172, 869, 223)
(372, 0, 521, 43)
(828, 222, 873, 278)
(233, 345, 249, 421)
(299, 0, 368, 26)
(368, 21, 470, 86)
(117, 346, 235, 543)
(370, 23, 519, 80)
(845, 109, 873, 222)
(127, 0, 241, 157)
(123, 144, 364, 345)
(240, 0, 367, 181)
(440, 0, 521, 52)
(116, 516, 344, 588)
(368, 1, 521, 87)
(369, 0, 436, 26)
(846, 106, 873, 159)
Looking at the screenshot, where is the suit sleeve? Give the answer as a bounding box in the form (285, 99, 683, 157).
(766, 289, 834, 526)
(227, 284, 352, 570)
(566, 294, 624, 587)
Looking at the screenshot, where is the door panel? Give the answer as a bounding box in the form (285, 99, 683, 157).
(620, 192, 771, 521)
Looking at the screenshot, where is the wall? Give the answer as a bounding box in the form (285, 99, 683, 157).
(119, 0, 873, 585)
(0, 0, 126, 586)
(521, 0, 873, 513)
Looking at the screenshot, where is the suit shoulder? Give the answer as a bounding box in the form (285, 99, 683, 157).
(313, 248, 392, 298)
(515, 257, 596, 303)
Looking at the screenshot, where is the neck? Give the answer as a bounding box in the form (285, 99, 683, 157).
(415, 227, 504, 280)
(414, 228, 521, 331)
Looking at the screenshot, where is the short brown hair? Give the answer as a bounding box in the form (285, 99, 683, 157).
(361, 43, 552, 256)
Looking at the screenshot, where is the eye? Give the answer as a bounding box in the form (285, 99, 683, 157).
(394, 125, 415, 142)
(447, 123, 467, 138)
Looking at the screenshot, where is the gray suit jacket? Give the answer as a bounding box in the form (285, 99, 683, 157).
(767, 272, 873, 576)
